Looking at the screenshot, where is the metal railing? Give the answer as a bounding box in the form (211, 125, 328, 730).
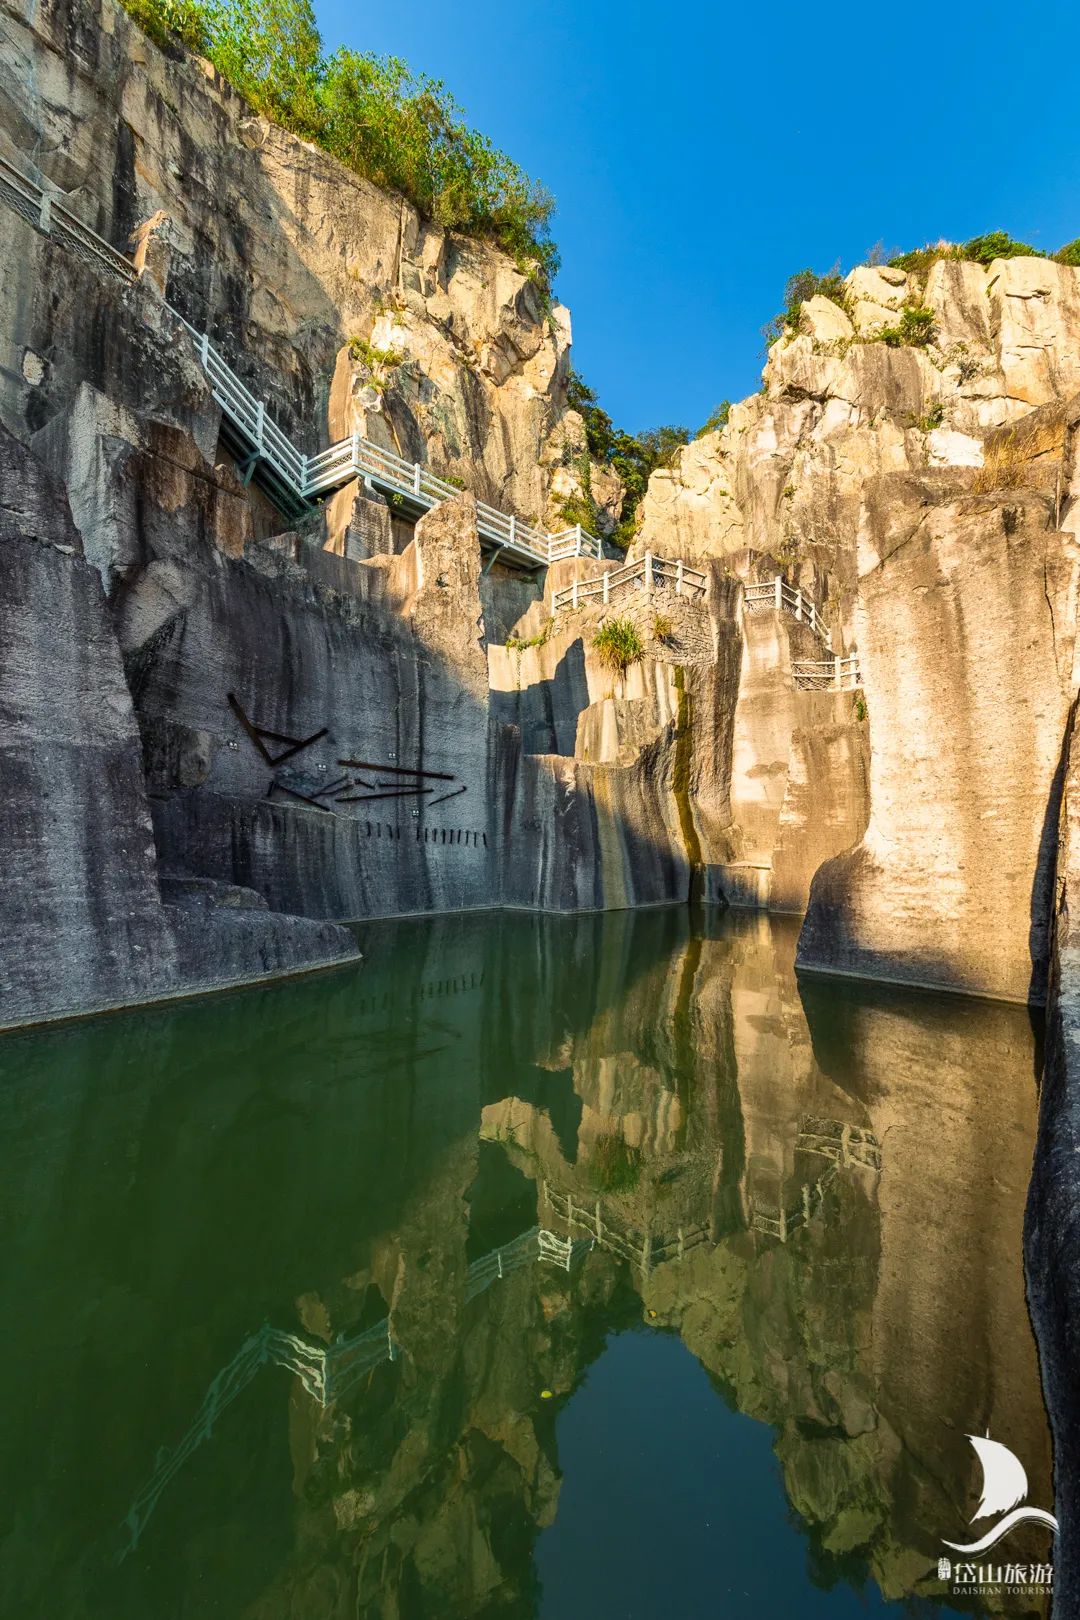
(550, 551, 708, 614)
(791, 655, 862, 691)
(744, 575, 833, 649)
(0, 153, 602, 565)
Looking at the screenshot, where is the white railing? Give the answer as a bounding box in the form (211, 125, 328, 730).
(791, 655, 862, 691)
(0, 153, 602, 566)
(550, 550, 708, 614)
(744, 575, 833, 650)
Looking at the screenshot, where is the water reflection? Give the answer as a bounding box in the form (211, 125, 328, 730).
(0, 908, 1050, 1617)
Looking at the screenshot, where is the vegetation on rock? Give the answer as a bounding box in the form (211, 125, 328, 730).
(878, 304, 936, 348)
(695, 399, 732, 438)
(889, 230, 1080, 277)
(566, 370, 688, 549)
(763, 266, 848, 346)
(592, 617, 644, 675)
(118, 0, 559, 282)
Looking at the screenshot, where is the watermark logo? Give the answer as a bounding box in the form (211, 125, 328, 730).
(943, 1433, 1058, 1554)
(937, 1433, 1056, 1599)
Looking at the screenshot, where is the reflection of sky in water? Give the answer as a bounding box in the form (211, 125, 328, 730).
(539, 1331, 943, 1619)
(0, 907, 1050, 1618)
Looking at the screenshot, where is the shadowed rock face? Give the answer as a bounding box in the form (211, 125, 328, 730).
(0, 423, 357, 1026)
(1028, 712, 1080, 1614)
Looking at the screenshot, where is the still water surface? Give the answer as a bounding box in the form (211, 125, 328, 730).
(0, 907, 1052, 1617)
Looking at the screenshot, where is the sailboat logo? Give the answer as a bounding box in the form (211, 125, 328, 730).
(943, 1433, 1058, 1554)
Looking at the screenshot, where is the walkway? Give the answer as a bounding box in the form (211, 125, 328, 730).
(744, 575, 863, 690)
(550, 551, 708, 613)
(0, 155, 868, 660)
(541, 1180, 711, 1271)
(0, 154, 600, 569)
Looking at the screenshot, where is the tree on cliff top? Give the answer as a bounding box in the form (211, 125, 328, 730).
(565, 370, 689, 550)
(120, 0, 559, 283)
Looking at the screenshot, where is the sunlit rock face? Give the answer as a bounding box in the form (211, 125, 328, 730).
(636, 246, 1080, 1000)
(0, 0, 618, 536)
(798, 471, 1080, 1002)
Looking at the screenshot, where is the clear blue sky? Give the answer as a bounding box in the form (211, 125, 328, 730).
(314, 0, 1080, 435)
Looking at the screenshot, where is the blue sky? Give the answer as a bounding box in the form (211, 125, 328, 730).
(315, 0, 1080, 434)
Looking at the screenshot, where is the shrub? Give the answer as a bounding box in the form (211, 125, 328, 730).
(879, 303, 936, 348)
(763, 264, 848, 346)
(888, 243, 958, 277)
(889, 233, 1046, 276)
(695, 399, 731, 438)
(961, 231, 1042, 265)
(911, 402, 944, 432)
(556, 489, 600, 533)
(652, 612, 674, 641)
(118, 0, 559, 282)
(1054, 239, 1080, 267)
(592, 617, 643, 675)
(566, 368, 689, 550)
(347, 335, 405, 391)
(120, 0, 213, 51)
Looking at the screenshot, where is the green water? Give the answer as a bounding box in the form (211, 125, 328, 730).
(0, 907, 1053, 1618)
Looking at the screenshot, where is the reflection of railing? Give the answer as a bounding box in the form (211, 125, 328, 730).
(542, 1181, 710, 1271)
(551, 551, 708, 614)
(744, 576, 832, 650)
(749, 1118, 882, 1242)
(796, 1116, 881, 1172)
(120, 1226, 577, 1555)
(0, 154, 601, 564)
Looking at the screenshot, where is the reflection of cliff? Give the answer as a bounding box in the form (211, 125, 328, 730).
(0, 908, 1049, 1617)
(481, 912, 1050, 1612)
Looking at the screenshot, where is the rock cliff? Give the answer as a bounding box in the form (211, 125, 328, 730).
(4, 0, 1080, 1039)
(0, 0, 871, 1026)
(637, 255, 1080, 1003)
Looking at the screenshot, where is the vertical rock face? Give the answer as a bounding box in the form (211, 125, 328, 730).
(714, 609, 869, 912)
(1027, 712, 1080, 1614)
(799, 477, 1080, 1002)
(0, 425, 357, 1025)
(633, 247, 1080, 1003)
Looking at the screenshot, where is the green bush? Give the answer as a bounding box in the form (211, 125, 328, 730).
(118, 0, 559, 282)
(879, 303, 936, 348)
(556, 488, 600, 533)
(695, 399, 731, 438)
(592, 618, 644, 675)
(763, 265, 848, 346)
(346, 335, 405, 391)
(961, 231, 1042, 265)
(912, 402, 944, 432)
(1054, 239, 1080, 267)
(889, 232, 1048, 275)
